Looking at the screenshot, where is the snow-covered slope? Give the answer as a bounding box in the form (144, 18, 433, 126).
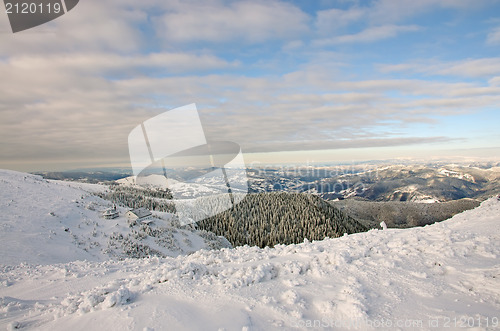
(117, 173, 247, 199)
(1, 185, 499, 330)
(0, 170, 230, 265)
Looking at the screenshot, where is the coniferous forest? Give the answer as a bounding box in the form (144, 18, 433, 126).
(98, 185, 175, 213)
(197, 192, 368, 248)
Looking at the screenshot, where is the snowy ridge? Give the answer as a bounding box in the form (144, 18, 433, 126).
(439, 168, 475, 183)
(0, 169, 230, 265)
(118, 174, 223, 198)
(117, 174, 246, 199)
(388, 185, 441, 203)
(1, 194, 499, 330)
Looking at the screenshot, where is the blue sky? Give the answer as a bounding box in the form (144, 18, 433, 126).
(1, 0, 500, 171)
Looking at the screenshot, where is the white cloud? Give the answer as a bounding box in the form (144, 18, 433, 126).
(314, 0, 485, 33)
(440, 58, 500, 77)
(0, 1, 149, 56)
(314, 25, 421, 46)
(315, 7, 367, 33)
(379, 58, 500, 78)
(368, 0, 488, 24)
(0, 0, 311, 55)
(5, 52, 238, 75)
(153, 0, 310, 44)
(3, 56, 497, 169)
(486, 26, 500, 45)
(489, 76, 500, 86)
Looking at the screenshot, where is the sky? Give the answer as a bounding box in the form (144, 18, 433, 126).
(1, 0, 500, 172)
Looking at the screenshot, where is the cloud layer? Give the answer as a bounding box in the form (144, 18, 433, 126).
(1, 0, 499, 170)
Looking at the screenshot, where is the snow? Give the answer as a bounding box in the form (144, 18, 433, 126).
(390, 186, 441, 203)
(117, 174, 247, 199)
(0, 169, 230, 265)
(439, 168, 475, 183)
(1, 170, 500, 330)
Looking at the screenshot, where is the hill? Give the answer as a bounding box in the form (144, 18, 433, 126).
(196, 192, 369, 247)
(0, 169, 229, 265)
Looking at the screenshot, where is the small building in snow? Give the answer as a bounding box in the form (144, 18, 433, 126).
(103, 205, 119, 219)
(126, 207, 153, 225)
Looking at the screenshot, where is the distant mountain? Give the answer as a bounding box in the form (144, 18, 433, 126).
(36, 162, 500, 203)
(197, 192, 368, 248)
(247, 163, 500, 202)
(32, 170, 131, 183)
(326, 165, 500, 202)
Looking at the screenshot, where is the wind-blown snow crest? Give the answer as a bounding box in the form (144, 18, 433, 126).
(1, 175, 499, 330)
